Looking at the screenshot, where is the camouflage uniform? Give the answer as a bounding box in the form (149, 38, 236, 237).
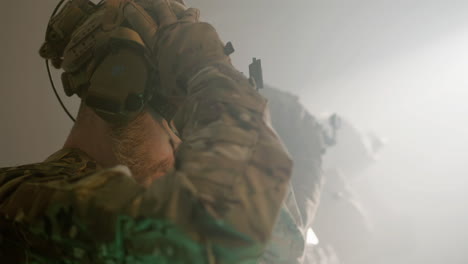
(0, 59, 293, 263)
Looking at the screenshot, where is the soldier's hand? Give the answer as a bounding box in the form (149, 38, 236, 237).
(147, 0, 231, 99)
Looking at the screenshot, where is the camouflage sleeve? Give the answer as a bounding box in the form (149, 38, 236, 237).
(0, 65, 292, 263)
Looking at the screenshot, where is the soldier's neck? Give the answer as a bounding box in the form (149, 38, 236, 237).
(63, 105, 119, 168)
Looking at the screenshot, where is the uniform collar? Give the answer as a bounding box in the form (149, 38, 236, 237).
(44, 148, 102, 174)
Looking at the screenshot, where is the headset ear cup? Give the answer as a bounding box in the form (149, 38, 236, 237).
(86, 45, 151, 123)
(73, 25, 155, 124)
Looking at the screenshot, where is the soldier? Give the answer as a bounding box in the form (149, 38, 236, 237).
(313, 117, 385, 264)
(0, 1, 294, 263)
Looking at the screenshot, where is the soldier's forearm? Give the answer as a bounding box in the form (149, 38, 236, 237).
(169, 64, 293, 244)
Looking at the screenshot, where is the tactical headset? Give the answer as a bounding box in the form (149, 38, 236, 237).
(39, 0, 183, 124)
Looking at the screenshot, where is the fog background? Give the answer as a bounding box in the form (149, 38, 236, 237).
(1, 0, 468, 263)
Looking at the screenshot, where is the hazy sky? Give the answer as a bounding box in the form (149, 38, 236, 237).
(1, 1, 468, 263)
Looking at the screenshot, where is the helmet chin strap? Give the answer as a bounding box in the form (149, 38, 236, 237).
(46, 59, 76, 122)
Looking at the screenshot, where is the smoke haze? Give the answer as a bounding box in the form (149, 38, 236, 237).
(1, 0, 467, 263)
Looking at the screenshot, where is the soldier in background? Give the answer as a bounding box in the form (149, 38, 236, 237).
(312, 116, 414, 264)
(260, 86, 392, 264)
